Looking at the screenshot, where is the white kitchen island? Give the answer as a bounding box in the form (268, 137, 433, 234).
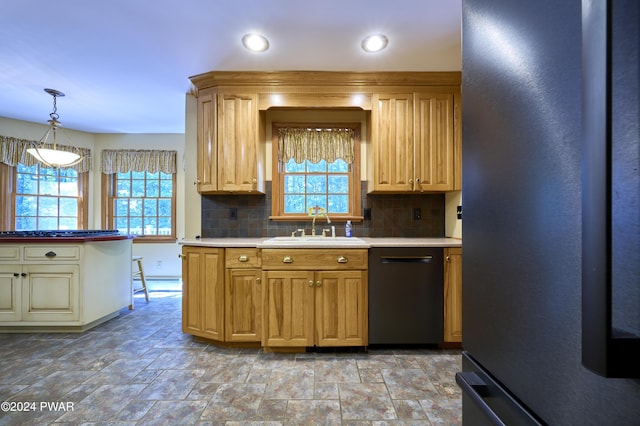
(0, 235, 133, 332)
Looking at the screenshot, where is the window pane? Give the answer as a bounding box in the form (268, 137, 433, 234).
(117, 172, 131, 179)
(144, 199, 157, 217)
(158, 217, 171, 235)
(306, 195, 326, 212)
(115, 199, 129, 216)
(16, 172, 38, 194)
(284, 175, 305, 193)
(145, 179, 158, 197)
(131, 179, 145, 197)
(59, 217, 77, 229)
(307, 160, 327, 173)
(328, 195, 349, 213)
(130, 217, 142, 235)
(39, 217, 57, 229)
(284, 195, 305, 213)
(131, 171, 145, 179)
(158, 199, 172, 216)
(38, 196, 58, 217)
(160, 178, 173, 197)
(328, 175, 349, 193)
(144, 217, 157, 235)
(129, 199, 143, 216)
(328, 159, 348, 172)
(15, 196, 37, 217)
(117, 179, 130, 197)
(285, 159, 305, 173)
(306, 176, 326, 194)
(116, 217, 129, 231)
(40, 173, 59, 196)
(16, 217, 36, 231)
(59, 198, 78, 217)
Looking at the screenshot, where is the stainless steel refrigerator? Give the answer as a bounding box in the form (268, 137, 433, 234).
(458, 0, 640, 424)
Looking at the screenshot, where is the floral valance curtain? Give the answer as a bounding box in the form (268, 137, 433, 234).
(0, 135, 92, 172)
(101, 149, 177, 174)
(277, 127, 355, 164)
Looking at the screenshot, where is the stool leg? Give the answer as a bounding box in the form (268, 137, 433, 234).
(136, 259, 149, 302)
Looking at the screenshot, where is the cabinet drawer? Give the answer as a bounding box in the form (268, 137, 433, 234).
(0, 246, 21, 261)
(225, 248, 261, 268)
(24, 246, 81, 261)
(261, 249, 367, 270)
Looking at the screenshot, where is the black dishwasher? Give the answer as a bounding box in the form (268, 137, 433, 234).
(368, 247, 444, 345)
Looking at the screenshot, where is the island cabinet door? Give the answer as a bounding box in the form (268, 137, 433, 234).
(0, 266, 21, 321)
(262, 270, 315, 347)
(315, 270, 368, 347)
(21, 264, 80, 322)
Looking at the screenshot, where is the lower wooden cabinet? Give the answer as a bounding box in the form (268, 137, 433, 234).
(261, 249, 368, 348)
(444, 247, 462, 343)
(181, 246, 225, 340)
(225, 248, 262, 342)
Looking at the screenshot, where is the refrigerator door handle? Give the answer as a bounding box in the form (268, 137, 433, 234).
(456, 372, 506, 426)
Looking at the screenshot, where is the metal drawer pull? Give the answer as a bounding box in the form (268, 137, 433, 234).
(316, 280, 322, 287)
(283, 256, 293, 263)
(308, 280, 314, 287)
(45, 251, 57, 258)
(238, 255, 249, 262)
(337, 256, 348, 263)
(256, 277, 261, 284)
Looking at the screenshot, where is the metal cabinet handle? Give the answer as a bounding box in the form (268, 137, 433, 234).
(256, 277, 261, 284)
(446, 256, 451, 262)
(283, 256, 293, 263)
(308, 280, 314, 287)
(337, 256, 348, 263)
(13, 273, 19, 277)
(21, 273, 27, 277)
(316, 280, 322, 287)
(45, 251, 57, 258)
(178, 254, 186, 259)
(238, 255, 249, 262)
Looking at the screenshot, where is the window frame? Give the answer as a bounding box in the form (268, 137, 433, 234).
(0, 162, 89, 230)
(101, 171, 176, 243)
(270, 122, 362, 221)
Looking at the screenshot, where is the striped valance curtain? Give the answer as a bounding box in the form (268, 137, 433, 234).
(101, 149, 177, 174)
(0, 135, 92, 172)
(277, 127, 355, 164)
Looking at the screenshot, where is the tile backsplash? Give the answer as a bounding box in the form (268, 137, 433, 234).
(201, 182, 444, 238)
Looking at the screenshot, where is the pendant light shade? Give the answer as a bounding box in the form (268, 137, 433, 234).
(27, 88, 83, 168)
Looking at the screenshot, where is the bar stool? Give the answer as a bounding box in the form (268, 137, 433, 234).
(132, 256, 149, 302)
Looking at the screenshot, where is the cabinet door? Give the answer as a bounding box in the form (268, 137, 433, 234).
(0, 266, 21, 321)
(262, 270, 315, 347)
(21, 264, 79, 322)
(444, 247, 463, 342)
(414, 93, 455, 191)
(196, 88, 218, 193)
(225, 269, 262, 342)
(181, 246, 224, 340)
(370, 93, 414, 192)
(217, 93, 262, 193)
(315, 270, 368, 347)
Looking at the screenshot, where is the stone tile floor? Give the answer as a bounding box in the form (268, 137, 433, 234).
(0, 286, 461, 425)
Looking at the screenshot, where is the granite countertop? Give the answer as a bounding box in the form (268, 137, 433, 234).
(179, 237, 461, 248)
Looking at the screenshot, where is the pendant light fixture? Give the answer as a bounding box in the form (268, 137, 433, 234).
(27, 88, 83, 168)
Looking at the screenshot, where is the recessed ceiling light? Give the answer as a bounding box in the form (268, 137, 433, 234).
(242, 33, 270, 52)
(361, 34, 389, 53)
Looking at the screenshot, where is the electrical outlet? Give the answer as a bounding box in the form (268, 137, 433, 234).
(364, 208, 372, 220)
(413, 207, 422, 220)
(457, 205, 463, 220)
(229, 208, 238, 220)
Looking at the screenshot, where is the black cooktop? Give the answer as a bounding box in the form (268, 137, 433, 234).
(0, 230, 122, 238)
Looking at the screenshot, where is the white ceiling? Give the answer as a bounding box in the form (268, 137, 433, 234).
(0, 0, 461, 134)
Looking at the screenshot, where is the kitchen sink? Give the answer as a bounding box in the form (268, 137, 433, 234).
(261, 236, 368, 247)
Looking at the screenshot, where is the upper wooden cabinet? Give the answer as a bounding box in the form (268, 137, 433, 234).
(195, 89, 265, 194)
(369, 92, 457, 193)
(190, 71, 461, 194)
